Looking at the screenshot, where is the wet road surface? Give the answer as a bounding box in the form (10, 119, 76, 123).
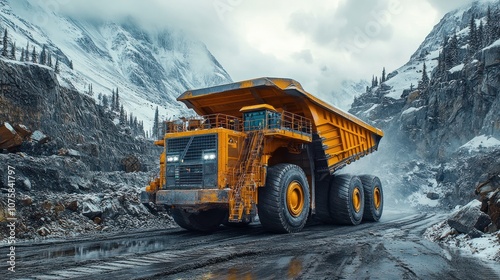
(4, 209, 500, 279)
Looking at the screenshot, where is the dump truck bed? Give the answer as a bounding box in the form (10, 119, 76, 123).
(178, 77, 383, 174)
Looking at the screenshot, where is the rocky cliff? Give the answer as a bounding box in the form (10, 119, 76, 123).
(0, 59, 159, 171)
(0, 59, 172, 240)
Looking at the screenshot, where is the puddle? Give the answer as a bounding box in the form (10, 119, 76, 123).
(20, 236, 181, 261)
(207, 256, 304, 280)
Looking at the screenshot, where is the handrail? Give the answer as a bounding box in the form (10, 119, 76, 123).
(164, 111, 312, 137)
(165, 114, 243, 133)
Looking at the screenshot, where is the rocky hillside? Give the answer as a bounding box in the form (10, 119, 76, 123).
(0, 58, 174, 240)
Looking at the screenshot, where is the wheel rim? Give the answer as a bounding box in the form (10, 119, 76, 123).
(374, 187, 381, 209)
(352, 187, 361, 213)
(287, 181, 304, 217)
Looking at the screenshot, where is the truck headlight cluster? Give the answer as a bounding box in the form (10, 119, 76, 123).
(167, 155, 179, 162)
(202, 149, 216, 161)
(203, 153, 216, 160)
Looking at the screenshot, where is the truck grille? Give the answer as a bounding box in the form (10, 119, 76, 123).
(166, 134, 217, 189)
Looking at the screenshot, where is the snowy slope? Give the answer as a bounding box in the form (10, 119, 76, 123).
(376, 0, 496, 100)
(0, 0, 232, 131)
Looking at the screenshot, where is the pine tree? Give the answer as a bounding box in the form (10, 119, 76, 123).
(111, 89, 116, 111)
(25, 41, 29, 62)
(381, 67, 386, 83)
(2, 28, 8, 57)
(40, 45, 47, 65)
(31, 46, 37, 63)
(115, 88, 120, 110)
(153, 106, 159, 139)
(47, 53, 52, 67)
(10, 42, 15, 60)
(119, 105, 125, 124)
(374, 76, 378, 87)
(419, 62, 429, 89)
(54, 57, 60, 73)
(447, 34, 458, 68)
(20, 47, 25, 62)
(102, 94, 109, 109)
(469, 14, 478, 56)
(485, 6, 493, 45)
(98, 93, 103, 105)
(69, 60, 73, 70)
(478, 20, 484, 49)
(129, 113, 134, 127)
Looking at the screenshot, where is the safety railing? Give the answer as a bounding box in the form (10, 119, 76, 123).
(165, 114, 243, 133)
(164, 111, 312, 137)
(242, 110, 312, 137)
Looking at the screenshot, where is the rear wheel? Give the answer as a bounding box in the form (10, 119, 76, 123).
(329, 174, 364, 225)
(360, 175, 383, 222)
(258, 164, 310, 233)
(171, 208, 225, 232)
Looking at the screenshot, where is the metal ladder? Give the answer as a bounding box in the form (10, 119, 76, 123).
(229, 130, 265, 222)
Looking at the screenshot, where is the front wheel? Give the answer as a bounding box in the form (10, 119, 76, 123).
(258, 164, 310, 233)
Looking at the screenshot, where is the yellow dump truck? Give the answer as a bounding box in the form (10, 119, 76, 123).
(141, 77, 384, 233)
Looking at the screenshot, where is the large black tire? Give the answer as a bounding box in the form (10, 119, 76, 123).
(314, 180, 333, 223)
(329, 174, 364, 225)
(359, 175, 383, 222)
(258, 164, 310, 233)
(171, 208, 225, 232)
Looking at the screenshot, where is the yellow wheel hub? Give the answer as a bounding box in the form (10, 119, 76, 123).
(352, 188, 361, 213)
(374, 187, 381, 209)
(287, 181, 304, 217)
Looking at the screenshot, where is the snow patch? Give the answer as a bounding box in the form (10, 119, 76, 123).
(401, 106, 425, 116)
(364, 104, 379, 114)
(460, 135, 500, 152)
(448, 63, 464, 74)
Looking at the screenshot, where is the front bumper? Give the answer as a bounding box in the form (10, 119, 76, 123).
(141, 189, 229, 206)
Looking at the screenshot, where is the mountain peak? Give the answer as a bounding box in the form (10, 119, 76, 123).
(2, 0, 232, 131)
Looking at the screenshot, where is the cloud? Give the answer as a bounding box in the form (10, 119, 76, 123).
(425, 0, 475, 15)
(292, 49, 314, 64)
(27, 0, 471, 106)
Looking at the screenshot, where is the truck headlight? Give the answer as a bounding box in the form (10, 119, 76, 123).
(203, 151, 216, 160)
(167, 155, 179, 162)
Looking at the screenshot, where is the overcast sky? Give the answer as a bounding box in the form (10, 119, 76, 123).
(59, 0, 477, 94)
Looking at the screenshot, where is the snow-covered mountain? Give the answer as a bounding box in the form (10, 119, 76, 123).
(324, 79, 370, 111)
(356, 0, 498, 102)
(0, 0, 232, 131)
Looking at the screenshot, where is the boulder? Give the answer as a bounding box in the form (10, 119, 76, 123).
(31, 130, 50, 144)
(427, 192, 440, 200)
(65, 200, 78, 212)
(81, 201, 102, 220)
(13, 124, 32, 139)
(447, 200, 491, 236)
(0, 122, 23, 149)
(20, 196, 33, 206)
(37, 226, 51, 236)
(483, 44, 500, 68)
(121, 155, 141, 172)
